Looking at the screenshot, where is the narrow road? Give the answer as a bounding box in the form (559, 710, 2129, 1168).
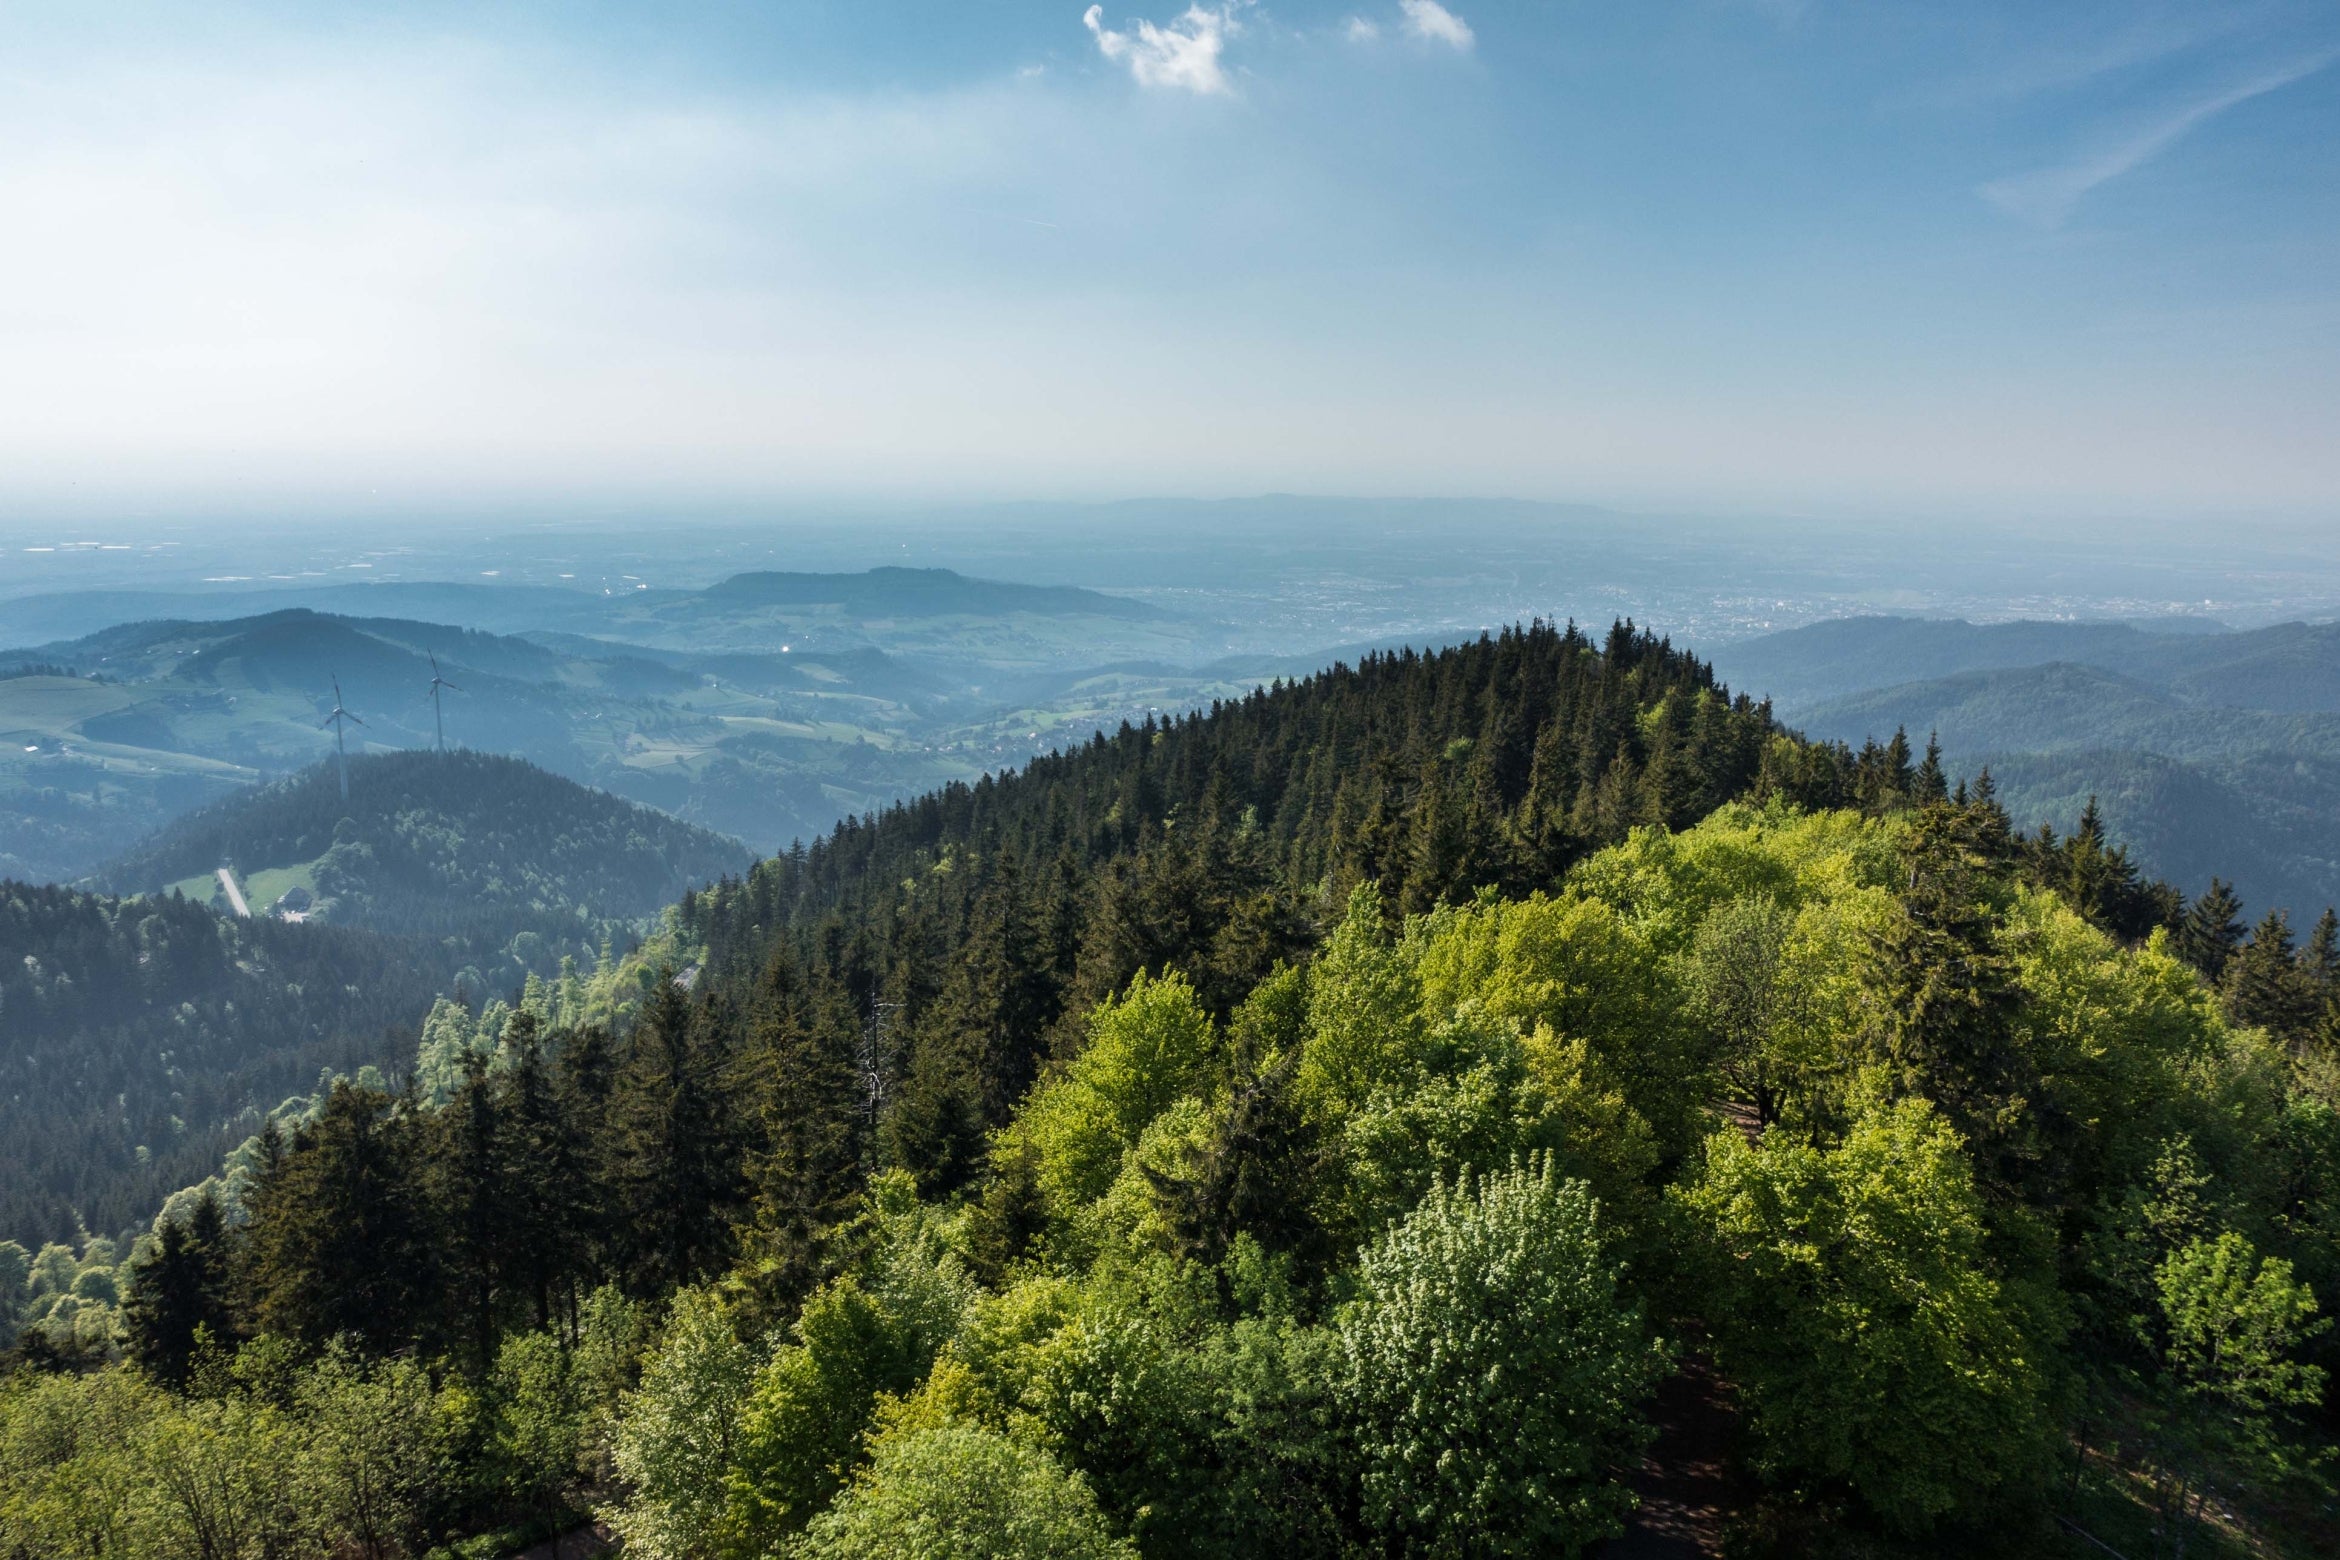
(215, 866, 251, 918)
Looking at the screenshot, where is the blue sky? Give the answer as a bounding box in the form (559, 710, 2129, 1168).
(1, 0, 2335, 518)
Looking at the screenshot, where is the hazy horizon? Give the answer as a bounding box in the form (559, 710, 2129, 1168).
(4, 0, 2337, 518)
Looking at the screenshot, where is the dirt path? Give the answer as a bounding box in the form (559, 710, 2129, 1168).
(215, 866, 251, 918)
(1598, 1358, 1745, 1559)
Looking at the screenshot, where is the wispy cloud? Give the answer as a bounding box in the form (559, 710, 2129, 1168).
(1399, 0, 1474, 51)
(1083, 4, 1241, 95)
(1345, 17, 1382, 44)
(1983, 47, 2339, 225)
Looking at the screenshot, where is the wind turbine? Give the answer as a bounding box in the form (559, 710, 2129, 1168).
(322, 675, 364, 800)
(424, 653, 463, 752)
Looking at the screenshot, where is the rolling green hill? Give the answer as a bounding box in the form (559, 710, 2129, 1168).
(99, 750, 755, 943)
(19, 621, 2337, 1558)
(0, 608, 976, 880)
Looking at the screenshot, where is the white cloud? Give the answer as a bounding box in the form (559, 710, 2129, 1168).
(1399, 0, 1473, 51)
(1083, 5, 1240, 95)
(1345, 17, 1381, 44)
(1982, 48, 2338, 225)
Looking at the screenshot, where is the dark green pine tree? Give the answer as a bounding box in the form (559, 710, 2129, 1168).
(1866, 807, 2047, 1200)
(1948, 768, 2016, 866)
(2057, 797, 2154, 939)
(2179, 879, 2247, 982)
(123, 1188, 237, 1389)
(734, 953, 865, 1322)
(499, 1014, 600, 1333)
(1913, 733, 1950, 804)
(2225, 910, 2323, 1047)
(880, 1025, 990, 1198)
(2304, 908, 2340, 995)
(606, 974, 746, 1296)
(430, 1049, 516, 1373)
(238, 1083, 435, 1352)
(964, 1140, 1048, 1287)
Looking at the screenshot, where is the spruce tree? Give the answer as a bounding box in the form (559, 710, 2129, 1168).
(606, 975, 745, 1296)
(2225, 911, 2322, 1046)
(123, 1189, 237, 1388)
(431, 1048, 515, 1373)
(736, 954, 865, 1320)
(1866, 807, 2042, 1198)
(2179, 879, 2246, 983)
(239, 1083, 435, 1352)
(1914, 733, 1949, 804)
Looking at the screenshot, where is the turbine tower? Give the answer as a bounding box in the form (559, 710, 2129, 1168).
(425, 653, 463, 752)
(322, 675, 365, 800)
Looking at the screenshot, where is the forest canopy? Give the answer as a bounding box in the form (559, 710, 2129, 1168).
(5, 624, 2337, 1559)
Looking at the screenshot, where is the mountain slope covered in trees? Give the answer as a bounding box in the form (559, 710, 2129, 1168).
(100, 750, 753, 943)
(6, 622, 2338, 1560)
(1, 754, 748, 1249)
(0, 881, 457, 1245)
(1710, 616, 2340, 917)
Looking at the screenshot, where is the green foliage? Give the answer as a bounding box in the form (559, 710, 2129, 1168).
(605, 1288, 761, 1560)
(21, 619, 2340, 1556)
(1678, 1097, 2060, 1533)
(723, 1185, 976, 1555)
(292, 1345, 454, 1560)
(1339, 1157, 1665, 1557)
(487, 1329, 582, 1523)
(0, 879, 462, 1245)
(1005, 970, 1217, 1215)
(2152, 1232, 2327, 1474)
(795, 1421, 1136, 1560)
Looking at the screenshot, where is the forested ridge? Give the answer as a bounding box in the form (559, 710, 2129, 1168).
(101, 751, 754, 941)
(6, 622, 2339, 1560)
(1, 754, 747, 1251)
(0, 882, 455, 1243)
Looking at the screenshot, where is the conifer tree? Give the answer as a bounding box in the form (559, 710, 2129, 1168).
(239, 1083, 435, 1352)
(430, 1048, 515, 1372)
(2226, 911, 2322, 1047)
(1866, 807, 2040, 1197)
(606, 975, 745, 1296)
(123, 1188, 237, 1388)
(736, 954, 865, 1320)
(1913, 733, 1949, 804)
(498, 1014, 599, 1332)
(2179, 879, 2246, 983)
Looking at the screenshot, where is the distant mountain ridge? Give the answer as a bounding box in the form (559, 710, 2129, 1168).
(100, 749, 753, 939)
(1708, 615, 2340, 714)
(0, 565, 1169, 649)
(697, 565, 1165, 620)
(0, 606, 970, 882)
(1713, 617, 2340, 916)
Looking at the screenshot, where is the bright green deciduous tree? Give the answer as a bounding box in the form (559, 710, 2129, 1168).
(795, 1421, 1134, 1560)
(604, 1287, 760, 1560)
(1677, 1097, 2057, 1534)
(133, 1392, 311, 1560)
(294, 1345, 452, 1560)
(2153, 1232, 2326, 1476)
(1007, 969, 1216, 1213)
(1340, 1156, 1665, 1558)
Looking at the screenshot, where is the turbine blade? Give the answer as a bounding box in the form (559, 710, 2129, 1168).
(346, 712, 367, 727)
(443, 680, 462, 692)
